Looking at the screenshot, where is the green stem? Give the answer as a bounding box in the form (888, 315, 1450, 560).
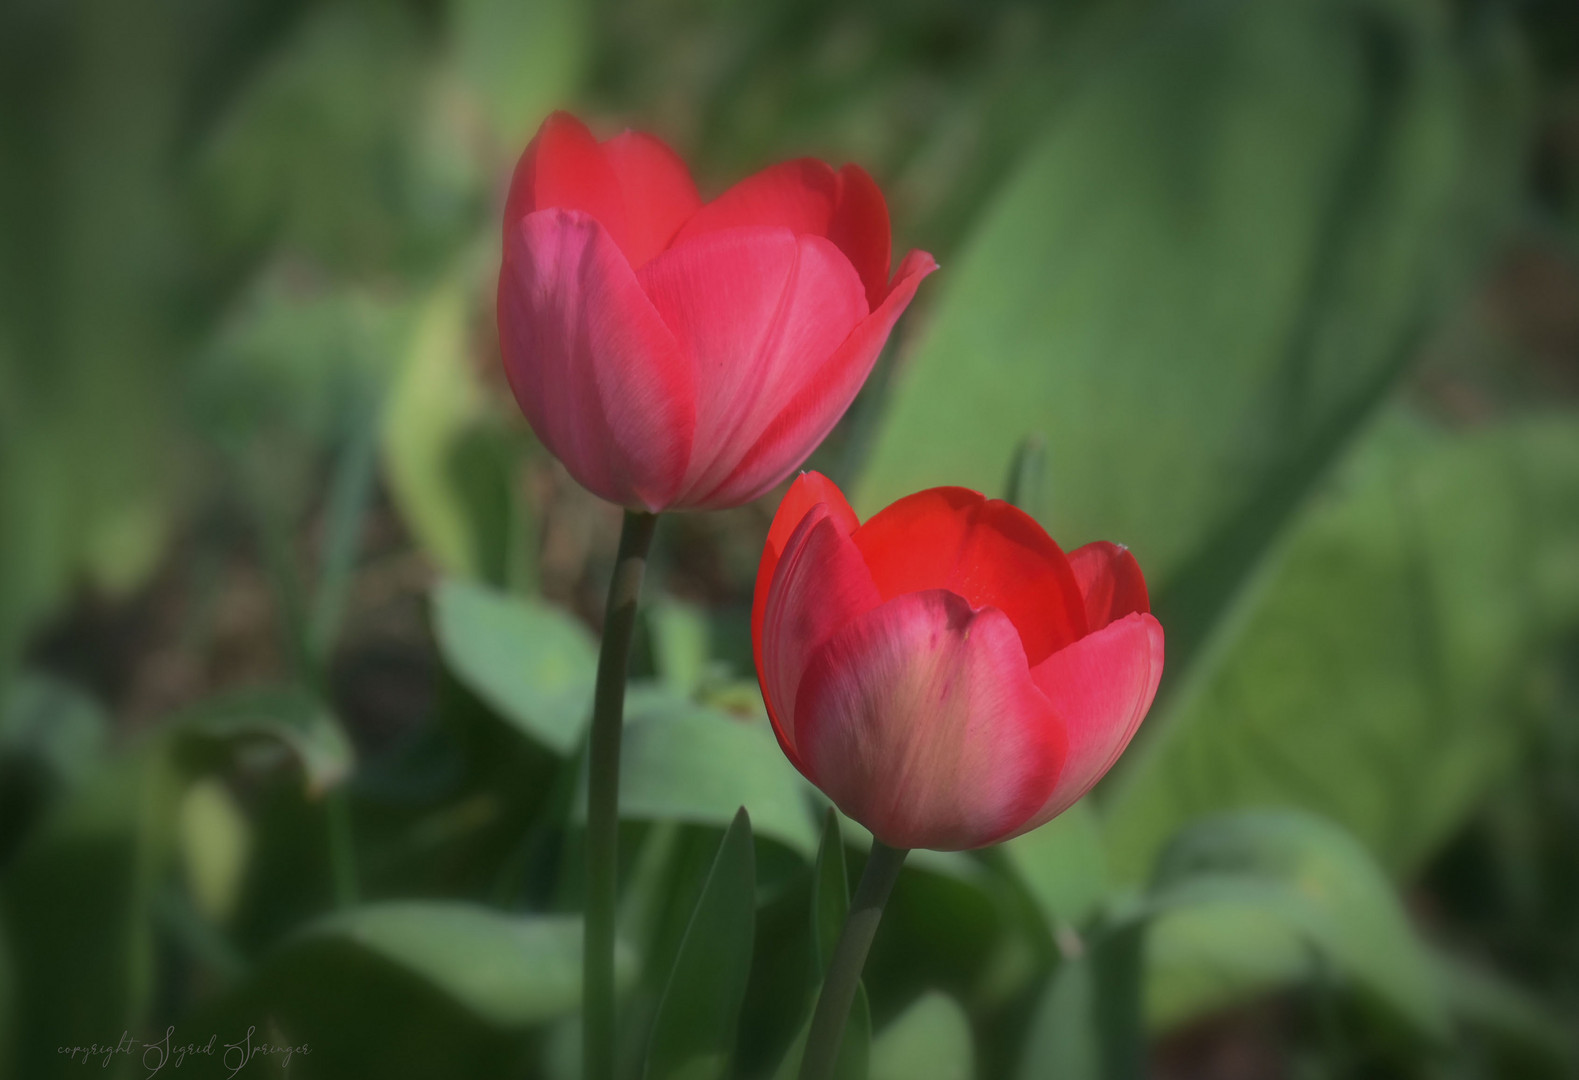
(799, 840, 909, 1080)
(584, 509, 659, 1080)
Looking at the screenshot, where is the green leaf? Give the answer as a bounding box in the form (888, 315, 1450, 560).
(871, 992, 975, 1080)
(774, 811, 871, 1080)
(1105, 414, 1579, 879)
(1139, 884, 1315, 1031)
(433, 579, 599, 755)
(1142, 810, 1446, 1038)
(381, 283, 477, 577)
(279, 902, 605, 1028)
(646, 809, 756, 1080)
(1018, 953, 1097, 1080)
(1016, 922, 1145, 1080)
(177, 779, 252, 925)
(0, 741, 181, 1079)
(845, 988, 873, 1080)
(612, 693, 820, 857)
(1434, 949, 1576, 1072)
(773, 984, 872, 1080)
(204, 901, 627, 1079)
(999, 802, 1108, 931)
(855, 0, 1526, 686)
(382, 281, 523, 584)
(865, 838, 1006, 999)
(173, 685, 354, 796)
(648, 596, 715, 698)
(1022, 810, 1448, 1077)
(812, 810, 850, 976)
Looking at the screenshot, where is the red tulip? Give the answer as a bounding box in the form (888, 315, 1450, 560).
(497, 113, 937, 512)
(752, 473, 1165, 851)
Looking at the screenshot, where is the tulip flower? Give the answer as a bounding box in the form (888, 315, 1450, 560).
(502, 115, 935, 1080)
(753, 472, 1165, 852)
(497, 112, 937, 512)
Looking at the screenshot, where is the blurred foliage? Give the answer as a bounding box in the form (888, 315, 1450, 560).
(1105, 411, 1579, 880)
(3, 0, 1579, 1077)
(855, 0, 1529, 668)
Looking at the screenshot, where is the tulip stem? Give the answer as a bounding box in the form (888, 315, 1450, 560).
(584, 508, 659, 1080)
(799, 839, 909, 1080)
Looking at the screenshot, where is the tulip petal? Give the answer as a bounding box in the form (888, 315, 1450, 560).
(827, 164, 893, 309)
(1068, 541, 1151, 630)
(794, 590, 1066, 851)
(637, 227, 868, 507)
(698, 248, 937, 509)
(673, 158, 838, 239)
(852, 484, 1086, 666)
(602, 130, 702, 269)
(758, 502, 882, 771)
(752, 471, 859, 660)
(499, 209, 694, 510)
(1014, 612, 1164, 835)
(751, 473, 860, 770)
(672, 159, 895, 305)
(503, 112, 626, 250)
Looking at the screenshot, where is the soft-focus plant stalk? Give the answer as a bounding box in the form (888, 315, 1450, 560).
(242, 441, 366, 910)
(584, 509, 659, 1080)
(799, 840, 909, 1080)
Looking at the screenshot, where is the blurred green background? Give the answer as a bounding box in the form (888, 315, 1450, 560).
(3, 0, 1579, 1077)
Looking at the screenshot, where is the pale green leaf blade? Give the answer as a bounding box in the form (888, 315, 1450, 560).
(1105, 415, 1579, 879)
(1016, 923, 1144, 1080)
(871, 991, 974, 1080)
(646, 809, 756, 1080)
(1143, 810, 1447, 1038)
(381, 283, 485, 579)
(613, 694, 819, 857)
(433, 579, 599, 755)
(278, 902, 605, 1029)
(812, 809, 850, 976)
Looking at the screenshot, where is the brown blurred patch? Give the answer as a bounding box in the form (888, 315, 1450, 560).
(1153, 998, 1291, 1080)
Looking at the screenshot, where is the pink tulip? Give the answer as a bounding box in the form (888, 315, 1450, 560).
(752, 473, 1165, 851)
(497, 113, 937, 512)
